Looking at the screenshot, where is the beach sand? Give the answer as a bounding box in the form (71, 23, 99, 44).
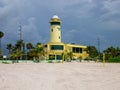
(0, 62, 120, 90)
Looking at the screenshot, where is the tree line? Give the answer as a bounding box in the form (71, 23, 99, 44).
(86, 45, 120, 61)
(6, 40, 45, 60)
(0, 31, 120, 62)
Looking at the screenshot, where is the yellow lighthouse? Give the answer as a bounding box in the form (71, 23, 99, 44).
(50, 15, 61, 42)
(42, 15, 88, 60)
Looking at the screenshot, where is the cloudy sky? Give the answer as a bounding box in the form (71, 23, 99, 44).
(0, 0, 120, 55)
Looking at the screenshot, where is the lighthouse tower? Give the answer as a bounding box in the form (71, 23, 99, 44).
(50, 15, 61, 42)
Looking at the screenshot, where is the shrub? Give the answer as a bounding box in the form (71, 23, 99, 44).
(56, 60, 61, 63)
(107, 56, 120, 63)
(2, 61, 10, 64)
(33, 60, 39, 63)
(48, 60, 53, 63)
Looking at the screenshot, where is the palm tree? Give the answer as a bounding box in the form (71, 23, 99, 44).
(10, 50, 22, 61)
(66, 51, 73, 61)
(6, 44, 13, 54)
(103, 46, 120, 60)
(35, 43, 46, 60)
(35, 44, 44, 60)
(87, 46, 98, 59)
(15, 40, 25, 60)
(0, 31, 4, 56)
(26, 43, 33, 51)
(26, 43, 33, 60)
(15, 40, 24, 51)
(116, 47, 120, 56)
(6, 44, 13, 59)
(27, 49, 37, 60)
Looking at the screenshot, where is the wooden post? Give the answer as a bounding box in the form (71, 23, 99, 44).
(62, 53, 64, 63)
(103, 53, 105, 66)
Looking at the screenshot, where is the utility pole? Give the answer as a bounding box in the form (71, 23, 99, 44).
(18, 23, 23, 60)
(19, 23, 22, 40)
(97, 37, 100, 60)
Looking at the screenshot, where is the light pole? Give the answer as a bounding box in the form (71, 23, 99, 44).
(97, 37, 100, 60)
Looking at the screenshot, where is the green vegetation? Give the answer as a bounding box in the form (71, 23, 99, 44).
(107, 55, 120, 63)
(56, 60, 61, 63)
(87, 46, 98, 58)
(2, 61, 10, 64)
(48, 60, 53, 63)
(85, 46, 120, 63)
(79, 56, 82, 62)
(33, 59, 40, 63)
(0, 30, 118, 63)
(6, 40, 45, 60)
(66, 51, 73, 62)
(5, 42, 120, 63)
(103, 46, 120, 60)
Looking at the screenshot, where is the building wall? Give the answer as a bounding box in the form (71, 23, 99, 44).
(50, 17, 61, 42)
(65, 44, 88, 59)
(50, 25, 61, 42)
(44, 42, 88, 60)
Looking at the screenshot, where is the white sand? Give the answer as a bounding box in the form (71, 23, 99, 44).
(0, 62, 120, 90)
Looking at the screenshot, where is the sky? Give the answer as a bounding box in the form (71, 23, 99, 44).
(0, 0, 120, 55)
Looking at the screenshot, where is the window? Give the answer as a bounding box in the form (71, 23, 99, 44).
(44, 45, 47, 47)
(51, 22, 60, 25)
(49, 55, 62, 60)
(51, 45, 64, 50)
(51, 29, 53, 32)
(72, 47, 82, 53)
(73, 47, 76, 52)
(76, 48, 79, 53)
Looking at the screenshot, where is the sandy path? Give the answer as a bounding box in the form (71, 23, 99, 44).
(0, 62, 120, 90)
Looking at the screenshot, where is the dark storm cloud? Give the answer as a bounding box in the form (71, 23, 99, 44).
(0, 0, 120, 55)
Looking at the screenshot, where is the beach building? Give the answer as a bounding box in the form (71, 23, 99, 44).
(41, 15, 88, 60)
